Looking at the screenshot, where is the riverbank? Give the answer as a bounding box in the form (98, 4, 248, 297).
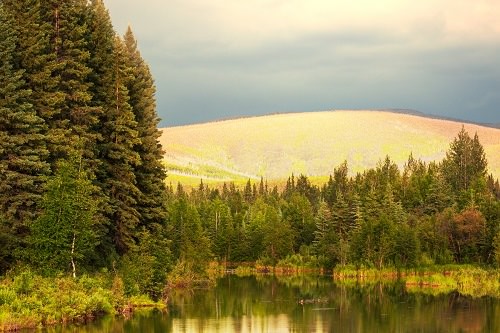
(223, 263, 500, 298)
(2, 264, 499, 331)
(332, 265, 500, 298)
(0, 270, 163, 332)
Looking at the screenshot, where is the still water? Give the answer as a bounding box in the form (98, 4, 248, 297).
(39, 274, 499, 332)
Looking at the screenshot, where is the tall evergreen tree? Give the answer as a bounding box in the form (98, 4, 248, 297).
(2, 0, 60, 155)
(0, 4, 50, 227)
(0, 4, 50, 272)
(168, 197, 211, 273)
(443, 126, 487, 192)
(84, 0, 121, 257)
(123, 26, 167, 228)
(313, 201, 339, 269)
(332, 191, 349, 240)
(97, 36, 141, 254)
(38, 0, 99, 166)
(262, 204, 293, 266)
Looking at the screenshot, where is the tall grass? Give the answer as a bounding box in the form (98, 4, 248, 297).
(0, 270, 161, 332)
(334, 264, 500, 298)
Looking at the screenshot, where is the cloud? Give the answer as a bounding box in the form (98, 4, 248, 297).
(105, 0, 500, 125)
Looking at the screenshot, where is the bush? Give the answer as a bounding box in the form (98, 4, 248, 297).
(0, 272, 125, 331)
(0, 287, 15, 306)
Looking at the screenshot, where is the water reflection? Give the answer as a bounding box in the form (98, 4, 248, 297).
(167, 275, 499, 332)
(35, 275, 499, 333)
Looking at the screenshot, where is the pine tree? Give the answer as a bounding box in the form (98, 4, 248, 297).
(349, 192, 363, 235)
(87, 0, 116, 109)
(0, 4, 50, 227)
(332, 191, 349, 240)
(85, 0, 122, 256)
(262, 204, 293, 266)
(38, 0, 100, 166)
(97, 36, 141, 254)
(283, 193, 315, 251)
(443, 126, 487, 192)
(168, 197, 211, 273)
(314, 201, 332, 248)
(258, 176, 265, 196)
(2, 0, 60, 156)
(313, 201, 340, 268)
(123, 26, 167, 228)
(208, 198, 234, 262)
(0, 4, 50, 272)
(244, 179, 253, 203)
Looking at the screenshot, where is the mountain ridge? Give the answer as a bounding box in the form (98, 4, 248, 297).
(165, 109, 500, 129)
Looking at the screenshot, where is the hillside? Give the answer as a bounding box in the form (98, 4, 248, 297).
(159, 110, 500, 185)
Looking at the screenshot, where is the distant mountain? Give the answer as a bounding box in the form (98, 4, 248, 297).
(159, 110, 500, 185)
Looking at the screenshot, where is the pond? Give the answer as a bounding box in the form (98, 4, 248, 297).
(36, 274, 499, 332)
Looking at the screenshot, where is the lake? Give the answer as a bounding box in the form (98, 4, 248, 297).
(37, 274, 499, 332)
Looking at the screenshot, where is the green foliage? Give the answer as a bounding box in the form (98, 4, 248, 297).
(123, 27, 167, 229)
(29, 156, 99, 276)
(392, 223, 420, 268)
(283, 193, 315, 252)
(0, 271, 118, 331)
(494, 231, 500, 267)
(96, 36, 141, 254)
(442, 126, 487, 193)
(0, 0, 168, 272)
(313, 201, 341, 269)
(262, 204, 294, 266)
(119, 225, 172, 300)
(168, 198, 212, 273)
(0, 1, 49, 242)
(206, 198, 235, 261)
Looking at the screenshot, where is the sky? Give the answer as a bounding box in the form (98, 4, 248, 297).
(105, 0, 500, 127)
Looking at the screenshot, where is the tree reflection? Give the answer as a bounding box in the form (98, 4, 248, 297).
(42, 275, 499, 333)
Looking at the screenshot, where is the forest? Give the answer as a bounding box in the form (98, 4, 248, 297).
(0, 0, 499, 329)
(164, 127, 500, 275)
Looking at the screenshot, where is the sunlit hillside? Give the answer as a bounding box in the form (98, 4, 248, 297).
(159, 111, 500, 186)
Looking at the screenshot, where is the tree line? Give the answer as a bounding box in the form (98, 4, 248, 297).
(165, 127, 500, 274)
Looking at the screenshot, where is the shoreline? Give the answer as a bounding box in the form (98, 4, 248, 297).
(1, 264, 499, 332)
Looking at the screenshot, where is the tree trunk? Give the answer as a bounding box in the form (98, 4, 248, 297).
(71, 231, 76, 278)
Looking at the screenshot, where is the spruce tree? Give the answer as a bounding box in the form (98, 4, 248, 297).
(40, 0, 100, 168)
(98, 36, 141, 254)
(332, 191, 349, 239)
(443, 126, 487, 192)
(87, 0, 116, 107)
(0, 4, 50, 228)
(123, 27, 167, 228)
(2, 0, 60, 137)
(0, 4, 50, 272)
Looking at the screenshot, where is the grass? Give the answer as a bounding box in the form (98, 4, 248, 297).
(0, 270, 162, 332)
(333, 264, 500, 298)
(160, 110, 500, 183)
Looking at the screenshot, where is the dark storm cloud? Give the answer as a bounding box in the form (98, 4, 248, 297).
(105, 0, 500, 126)
(148, 31, 500, 125)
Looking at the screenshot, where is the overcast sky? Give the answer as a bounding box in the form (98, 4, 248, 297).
(105, 0, 500, 127)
